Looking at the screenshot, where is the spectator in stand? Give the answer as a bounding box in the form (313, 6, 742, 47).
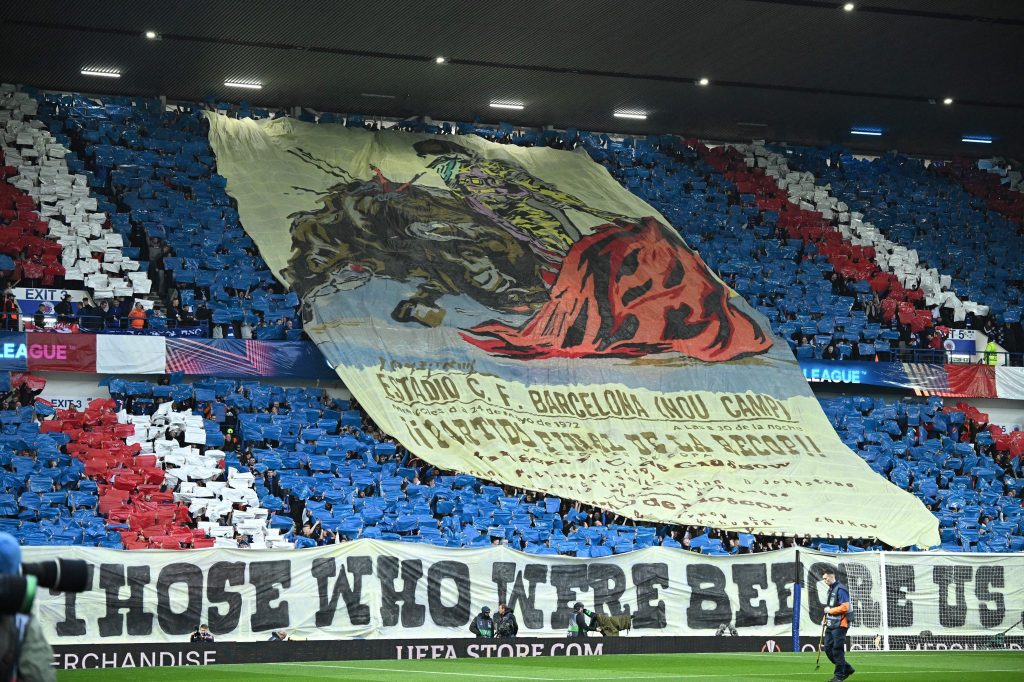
(223, 428, 239, 452)
(1004, 322, 1023, 367)
(106, 298, 121, 328)
(144, 237, 160, 265)
(54, 293, 73, 325)
(985, 338, 1000, 365)
(129, 302, 148, 329)
(1, 291, 21, 331)
(178, 305, 196, 328)
(97, 299, 115, 328)
(32, 303, 48, 330)
(166, 297, 182, 325)
(152, 245, 172, 296)
(128, 222, 147, 252)
(193, 302, 211, 333)
(116, 297, 134, 321)
(291, 521, 323, 548)
(264, 468, 281, 497)
(148, 306, 167, 330)
(77, 296, 98, 328)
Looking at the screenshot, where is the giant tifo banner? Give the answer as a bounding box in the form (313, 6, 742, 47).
(23, 544, 1024, 645)
(207, 115, 940, 548)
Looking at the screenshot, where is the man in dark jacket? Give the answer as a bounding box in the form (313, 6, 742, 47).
(54, 293, 73, 324)
(195, 302, 212, 335)
(469, 606, 494, 638)
(567, 602, 596, 637)
(822, 570, 855, 681)
(190, 624, 215, 643)
(98, 300, 116, 328)
(77, 298, 99, 328)
(1, 292, 21, 330)
(493, 603, 518, 638)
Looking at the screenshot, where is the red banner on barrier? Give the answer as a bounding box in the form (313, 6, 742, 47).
(26, 333, 97, 372)
(945, 364, 997, 398)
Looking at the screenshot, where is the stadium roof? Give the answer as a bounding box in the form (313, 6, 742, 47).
(2, 0, 1022, 157)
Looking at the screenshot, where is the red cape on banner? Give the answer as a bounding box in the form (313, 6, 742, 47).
(462, 218, 772, 361)
(26, 333, 97, 372)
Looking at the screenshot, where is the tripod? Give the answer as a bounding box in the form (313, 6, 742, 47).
(986, 613, 1023, 649)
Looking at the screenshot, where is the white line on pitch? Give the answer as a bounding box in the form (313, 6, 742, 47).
(270, 662, 557, 679)
(273, 663, 1024, 681)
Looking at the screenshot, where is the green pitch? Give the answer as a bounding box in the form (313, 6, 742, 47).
(57, 651, 1024, 681)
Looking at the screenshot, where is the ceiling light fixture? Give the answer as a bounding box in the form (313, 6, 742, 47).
(943, 97, 954, 105)
(698, 77, 710, 86)
(843, 3, 855, 11)
(81, 68, 121, 78)
(850, 127, 883, 136)
(144, 30, 158, 39)
(224, 80, 263, 89)
(361, 93, 396, 99)
(614, 111, 647, 120)
(961, 135, 992, 144)
(490, 101, 524, 110)
(435, 56, 446, 64)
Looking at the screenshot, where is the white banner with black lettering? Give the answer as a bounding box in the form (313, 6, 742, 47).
(21, 544, 1024, 645)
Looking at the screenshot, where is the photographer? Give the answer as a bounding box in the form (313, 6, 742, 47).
(0, 534, 55, 682)
(190, 624, 215, 643)
(468, 606, 494, 638)
(567, 602, 598, 638)
(493, 603, 518, 639)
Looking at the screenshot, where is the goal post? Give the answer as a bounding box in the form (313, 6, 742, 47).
(799, 549, 1024, 651)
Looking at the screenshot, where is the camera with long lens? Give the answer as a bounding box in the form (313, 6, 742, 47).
(0, 559, 90, 615)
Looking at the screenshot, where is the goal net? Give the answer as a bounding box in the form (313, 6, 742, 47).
(801, 550, 1024, 651)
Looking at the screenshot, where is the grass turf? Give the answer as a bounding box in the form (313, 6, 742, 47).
(56, 651, 1024, 681)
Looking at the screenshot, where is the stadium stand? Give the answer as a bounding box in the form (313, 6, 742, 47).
(823, 395, 1024, 553)
(1, 85, 303, 338)
(777, 145, 1020, 327)
(583, 135, 1023, 363)
(2, 372, 1020, 554)
(1, 86, 149, 303)
(585, 135, 918, 361)
(2, 86, 1022, 555)
(5, 84, 1020, 358)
